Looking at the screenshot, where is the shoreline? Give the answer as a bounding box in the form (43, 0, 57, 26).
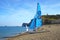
(6, 24, 60, 40)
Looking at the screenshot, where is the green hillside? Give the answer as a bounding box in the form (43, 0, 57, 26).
(42, 15, 60, 24)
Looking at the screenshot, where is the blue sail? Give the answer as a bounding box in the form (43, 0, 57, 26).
(29, 3, 42, 30)
(36, 18, 42, 28)
(34, 3, 41, 18)
(35, 3, 42, 28)
(29, 19, 36, 29)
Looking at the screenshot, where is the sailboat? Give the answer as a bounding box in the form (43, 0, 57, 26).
(25, 3, 42, 32)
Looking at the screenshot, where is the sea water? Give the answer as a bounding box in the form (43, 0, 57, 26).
(0, 26, 34, 40)
(0, 26, 27, 40)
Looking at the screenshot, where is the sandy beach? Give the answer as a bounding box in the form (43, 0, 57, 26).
(6, 24, 60, 40)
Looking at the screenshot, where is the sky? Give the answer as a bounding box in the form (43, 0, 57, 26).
(0, 0, 60, 26)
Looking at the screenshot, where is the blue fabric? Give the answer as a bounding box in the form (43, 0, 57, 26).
(36, 18, 42, 28)
(37, 3, 41, 11)
(29, 3, 42, 30)
(29, 19, 35, 29)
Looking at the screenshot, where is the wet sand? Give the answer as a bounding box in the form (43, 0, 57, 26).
(6, 24, 60, 40)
